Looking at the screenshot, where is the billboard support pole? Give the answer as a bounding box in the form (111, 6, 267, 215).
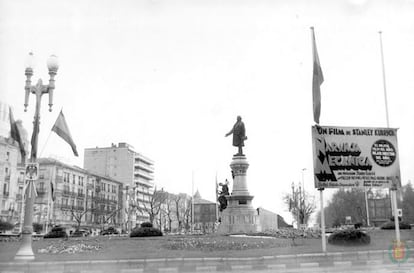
(319, 188, 326, 253)
(364, 188, 370, 226)
(391, 188, 401, 244)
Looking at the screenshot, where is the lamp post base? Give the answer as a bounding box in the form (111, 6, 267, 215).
(14, 234, 34, 261)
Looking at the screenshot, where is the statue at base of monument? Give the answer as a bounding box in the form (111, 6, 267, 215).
(218, 179, 230, 211)
(225, 115, 247, 156)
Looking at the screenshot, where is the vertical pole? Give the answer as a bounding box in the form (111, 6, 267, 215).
(45, 189, 50, 234)
(292, 182, 298, 229)
(20, 192, 25, 233)
(364, 188, 370, 226)
(301, 168, 306, 227)
(379, 31, 390, 127)
(391, 189, 401, 243)
(191, 171, 194, 233)
(319, 188, 326, 253)
(15, 92, 42, 261)
(215, 173, 219, 223)
(379, 31, 400, 244)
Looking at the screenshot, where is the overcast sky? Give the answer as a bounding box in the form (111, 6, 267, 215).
(1, 0, 414, 224)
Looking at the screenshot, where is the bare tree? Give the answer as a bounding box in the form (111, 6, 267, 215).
(283, 184, 316, 227)
(100, 208, 122, 226)
(164, 193, 175, 232)
(70, 205, 88, 231)
(172, 193, 191, 232)
(124, 188, 140, 232)
(142, 187, 168, 225)
(183, 197, 192, 231)
(173, 194, 183, 230)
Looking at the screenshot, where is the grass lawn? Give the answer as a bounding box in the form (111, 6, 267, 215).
(0, 229, 413, 262)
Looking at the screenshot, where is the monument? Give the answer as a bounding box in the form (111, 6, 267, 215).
(219, 116, 260, 233)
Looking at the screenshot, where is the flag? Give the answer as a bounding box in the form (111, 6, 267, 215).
(9, 107, 26, 161)
(50, 181, 55, 202)
(51, 110, 79, 156)
(311, 27, 324, 124)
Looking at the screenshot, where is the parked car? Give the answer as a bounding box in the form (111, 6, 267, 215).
(71, 229, 90, 237)
(100, 227, 119, 235)
(44, 226, 68, 239)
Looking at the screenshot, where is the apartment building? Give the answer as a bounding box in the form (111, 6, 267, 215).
(32, 158, 123, 231)
(84, 142, 154, 224)
(0, 137, 24, 224)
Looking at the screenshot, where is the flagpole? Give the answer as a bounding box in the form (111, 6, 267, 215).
(215, 173, 219, 223)
(39, 130, 53, 158)
(45, 184, 51, 234)
(379, 31, 400, 244)
(191, 171, 194, 234)
(379, 31, 390, 127)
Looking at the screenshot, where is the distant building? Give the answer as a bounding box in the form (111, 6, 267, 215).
(193, 190, 217, 233)
(33, 158, 123, 232)
(256, 207, 291, 231)
(0, 136, 24, 224)
(84, 142, 154, 224)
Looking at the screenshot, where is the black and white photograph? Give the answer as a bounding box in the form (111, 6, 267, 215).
(0, 0, 413, 272)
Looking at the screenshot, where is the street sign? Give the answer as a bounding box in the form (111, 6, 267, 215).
(25, 162, 39, 180)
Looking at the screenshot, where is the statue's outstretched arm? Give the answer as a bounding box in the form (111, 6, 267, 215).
(225, 127, 233, 137)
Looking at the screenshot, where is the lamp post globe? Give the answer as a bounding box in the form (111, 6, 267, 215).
(24, 52, 35, 71)
(47, 55, 59, 72)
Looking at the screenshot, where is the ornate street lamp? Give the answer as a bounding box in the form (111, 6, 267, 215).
(15, 52, 59, 261)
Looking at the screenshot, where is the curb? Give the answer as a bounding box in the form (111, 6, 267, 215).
(1, 249, 413, 273)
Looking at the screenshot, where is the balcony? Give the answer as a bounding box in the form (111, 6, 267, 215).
(59, 204, 72, 210)
(62, 190, 70, 196)
(134, 170, 154, 180)
(36, 189, 47, 196)
(5, 175, 10, 182)
(134, 164, 154, 173)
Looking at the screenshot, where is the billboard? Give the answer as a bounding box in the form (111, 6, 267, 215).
(312, 125, 401, 189)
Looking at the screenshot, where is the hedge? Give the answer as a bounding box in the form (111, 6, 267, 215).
(328, 229, 370, 246)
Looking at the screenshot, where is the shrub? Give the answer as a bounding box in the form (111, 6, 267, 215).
(380, 221, 412, 230)
(32, 223, 43, 233)
(0, 220, 14, 232)
(328, 229, 370, 246)
(44, 226, 68, 239)
(130, 227, 162, 237)
(140, 222, 153, 228)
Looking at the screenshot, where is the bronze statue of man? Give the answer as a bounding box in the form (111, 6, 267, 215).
(225, 116, 247, 156)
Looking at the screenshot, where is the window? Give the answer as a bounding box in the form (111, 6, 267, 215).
(3, 183, 8, 195)
(64, 172, 70, 183)
(72, 174, 76, 184)
(6, 151, 9, 161)
(5, 167, 8, 174)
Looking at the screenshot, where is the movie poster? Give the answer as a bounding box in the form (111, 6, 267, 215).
(312, 126, 401, 189)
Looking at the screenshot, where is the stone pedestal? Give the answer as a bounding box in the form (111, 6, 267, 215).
(218, 155, 260, 234)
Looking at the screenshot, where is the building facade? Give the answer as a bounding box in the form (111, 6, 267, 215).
(35, 158, 123, 232)
(84, 142, 154, 224)
(193, 190, 217, 233)
(0, 137, 24, 224)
